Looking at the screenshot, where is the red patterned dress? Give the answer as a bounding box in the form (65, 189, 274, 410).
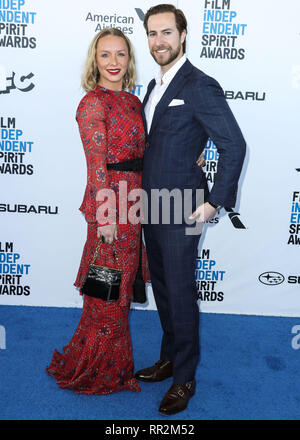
(46, 86, 148, 395)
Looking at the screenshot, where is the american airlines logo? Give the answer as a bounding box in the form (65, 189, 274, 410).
(135, 8, 145, 21)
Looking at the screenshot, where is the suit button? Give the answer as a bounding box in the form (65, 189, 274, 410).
(146, 142, 150, 148)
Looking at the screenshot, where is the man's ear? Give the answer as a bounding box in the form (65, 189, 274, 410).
(181, 29, 187, 45)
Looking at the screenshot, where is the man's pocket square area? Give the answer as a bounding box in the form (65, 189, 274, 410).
(168, 99, 185, 106)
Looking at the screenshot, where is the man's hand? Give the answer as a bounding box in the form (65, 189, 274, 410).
(189, 202, 217, 223)
(97, 224, 117, 244)
(196, 151, 206, 167)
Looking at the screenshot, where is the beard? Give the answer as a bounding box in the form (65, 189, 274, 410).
(151, 42, 182, 67)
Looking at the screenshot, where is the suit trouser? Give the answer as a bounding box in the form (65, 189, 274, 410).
(143, 223, 200, 384)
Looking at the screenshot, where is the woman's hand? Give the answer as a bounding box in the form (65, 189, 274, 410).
(97, 224, 117, 244)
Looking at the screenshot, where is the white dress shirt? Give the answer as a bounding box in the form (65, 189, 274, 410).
(144, 55, 187, 133)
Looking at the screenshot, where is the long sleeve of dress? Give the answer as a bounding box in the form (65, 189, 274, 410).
(76, 93, 116, 226)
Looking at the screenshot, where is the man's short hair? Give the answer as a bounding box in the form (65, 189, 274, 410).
(144, 4, 187, 53)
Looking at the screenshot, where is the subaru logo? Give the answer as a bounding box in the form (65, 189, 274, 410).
(259, 272, 285, 285)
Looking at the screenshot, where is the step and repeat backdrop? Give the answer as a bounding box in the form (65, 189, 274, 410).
(1, 0, 299, 316)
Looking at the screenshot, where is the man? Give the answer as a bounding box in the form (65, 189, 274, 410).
(135, 4, 246, 415)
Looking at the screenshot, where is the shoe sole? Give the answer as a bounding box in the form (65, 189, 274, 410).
(159, 405, 188, 415)
(134, 374, 172, 382)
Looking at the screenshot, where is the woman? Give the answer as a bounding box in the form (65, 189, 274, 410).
(46, 28, 148, 395)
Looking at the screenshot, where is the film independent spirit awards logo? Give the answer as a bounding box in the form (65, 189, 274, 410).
(0, 0, 37, 94)
(258, 163, 300, 286)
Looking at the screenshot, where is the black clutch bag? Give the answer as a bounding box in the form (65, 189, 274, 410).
(81, 240, 121, 302)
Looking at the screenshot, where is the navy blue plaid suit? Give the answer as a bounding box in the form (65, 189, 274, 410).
(142, 59, 246, 384)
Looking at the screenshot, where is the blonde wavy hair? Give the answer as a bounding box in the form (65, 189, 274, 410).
(81, 28, 137, 92)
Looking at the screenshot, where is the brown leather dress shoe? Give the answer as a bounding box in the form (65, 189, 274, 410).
(159, 380, 196, 415)
(134, 360, 173, 382)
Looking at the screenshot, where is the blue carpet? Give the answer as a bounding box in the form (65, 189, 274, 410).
(0, 305, 299, 420)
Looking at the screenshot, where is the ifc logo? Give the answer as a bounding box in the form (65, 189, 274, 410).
(259, 272, 285, 286)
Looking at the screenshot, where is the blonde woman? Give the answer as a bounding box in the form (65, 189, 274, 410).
(46, 29, 149, 395)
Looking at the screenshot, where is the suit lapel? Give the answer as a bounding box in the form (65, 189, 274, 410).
(142, 79, 156, 135)
(149, 60, 194, 137)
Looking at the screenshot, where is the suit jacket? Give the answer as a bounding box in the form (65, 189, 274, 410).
(142, 59, 246, 223)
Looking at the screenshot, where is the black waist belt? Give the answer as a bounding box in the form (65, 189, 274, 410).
(106, 158, 143, 172)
